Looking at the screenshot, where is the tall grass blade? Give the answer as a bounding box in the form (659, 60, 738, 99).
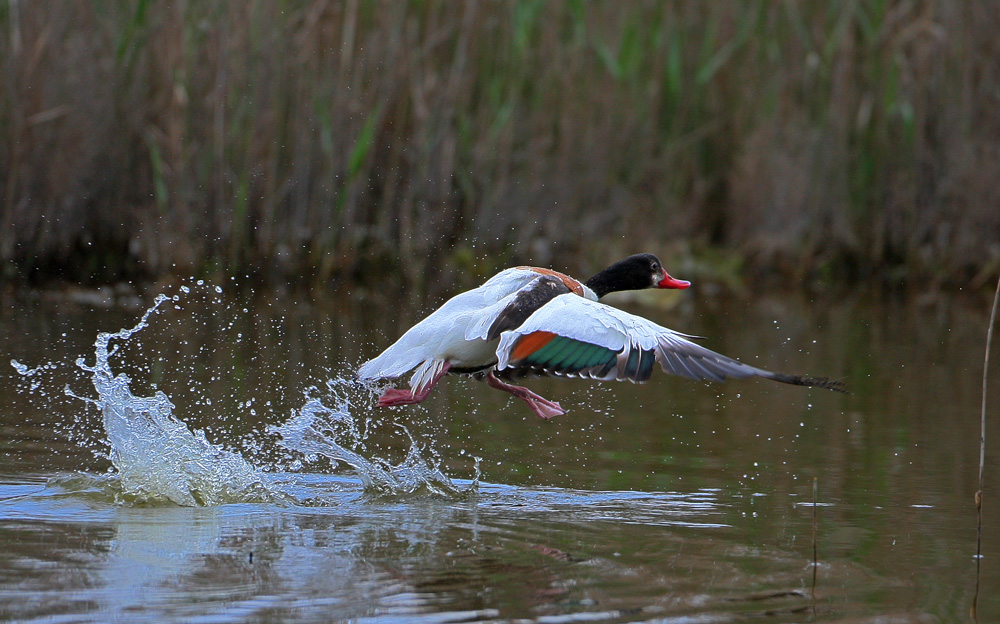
(145, 135, 168, 214)
(972, 272, 1000, 618)
(348, 105, 381, 181)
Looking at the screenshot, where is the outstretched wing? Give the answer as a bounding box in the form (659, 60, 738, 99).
(465, 274, 573, 342)
(496, 295, 845, 391)
(359, 267, 559, 381)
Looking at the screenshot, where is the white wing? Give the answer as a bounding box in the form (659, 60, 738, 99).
(496, 294, 844, 391)
(357, 268, 551, 383)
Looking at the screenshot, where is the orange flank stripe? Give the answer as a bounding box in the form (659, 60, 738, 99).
(517, 267, 586, 296)
(511, 331, 558, 361)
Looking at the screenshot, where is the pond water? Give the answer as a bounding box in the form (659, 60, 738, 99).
(1, 280, 997, 622)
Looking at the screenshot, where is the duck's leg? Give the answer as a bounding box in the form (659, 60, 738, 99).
(486, 372, 565, 419)
(376, 362, 451, 407)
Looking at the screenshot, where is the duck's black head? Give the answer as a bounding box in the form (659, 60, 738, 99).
(584, 253, 690, 298)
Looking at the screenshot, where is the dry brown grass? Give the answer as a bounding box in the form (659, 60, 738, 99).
(1, 1, 998, 291)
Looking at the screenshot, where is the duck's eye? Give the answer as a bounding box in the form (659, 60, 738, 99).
(651, 262, 659, 271)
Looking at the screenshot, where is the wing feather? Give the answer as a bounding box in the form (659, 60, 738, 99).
(497, 294, 846, 392)
(466, 274, 572, 342)
(514, 334, 619, 377)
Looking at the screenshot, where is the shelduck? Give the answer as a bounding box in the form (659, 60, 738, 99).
(357, 254, 844, 418)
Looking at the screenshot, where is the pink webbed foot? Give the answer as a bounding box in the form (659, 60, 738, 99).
(376, 387, 426, 407)
(486, 372, 566, 419)
(374, 362, 451, 408)
(521, 395, 566, 420)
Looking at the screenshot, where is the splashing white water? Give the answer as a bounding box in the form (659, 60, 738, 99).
(12, 287, 472, 505)
(73, 294, 271, 506)
(274, 394, 471, 497)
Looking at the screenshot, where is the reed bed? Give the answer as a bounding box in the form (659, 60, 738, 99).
(1, 1, 998, 291)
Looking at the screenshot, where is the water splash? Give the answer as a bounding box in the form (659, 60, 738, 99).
(12, 287, 472, 505)
(274, 392, 473, 498)
(73, 294, 271, 506)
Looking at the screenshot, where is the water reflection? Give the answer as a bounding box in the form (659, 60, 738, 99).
(0, 284, 997, 621)
(0, 475, 742, 622)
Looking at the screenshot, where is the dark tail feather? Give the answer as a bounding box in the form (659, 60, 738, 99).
(766, 373, 849, 394)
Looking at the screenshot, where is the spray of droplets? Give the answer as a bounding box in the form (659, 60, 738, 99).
(11, 281, 473, 505)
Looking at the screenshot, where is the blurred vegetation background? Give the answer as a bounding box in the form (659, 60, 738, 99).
(1, 0, 998, 293)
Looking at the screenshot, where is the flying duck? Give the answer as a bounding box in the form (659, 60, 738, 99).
(357, 254, 844, 418)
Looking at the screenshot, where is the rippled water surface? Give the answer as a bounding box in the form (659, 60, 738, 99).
(1, 282, 997, 622)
